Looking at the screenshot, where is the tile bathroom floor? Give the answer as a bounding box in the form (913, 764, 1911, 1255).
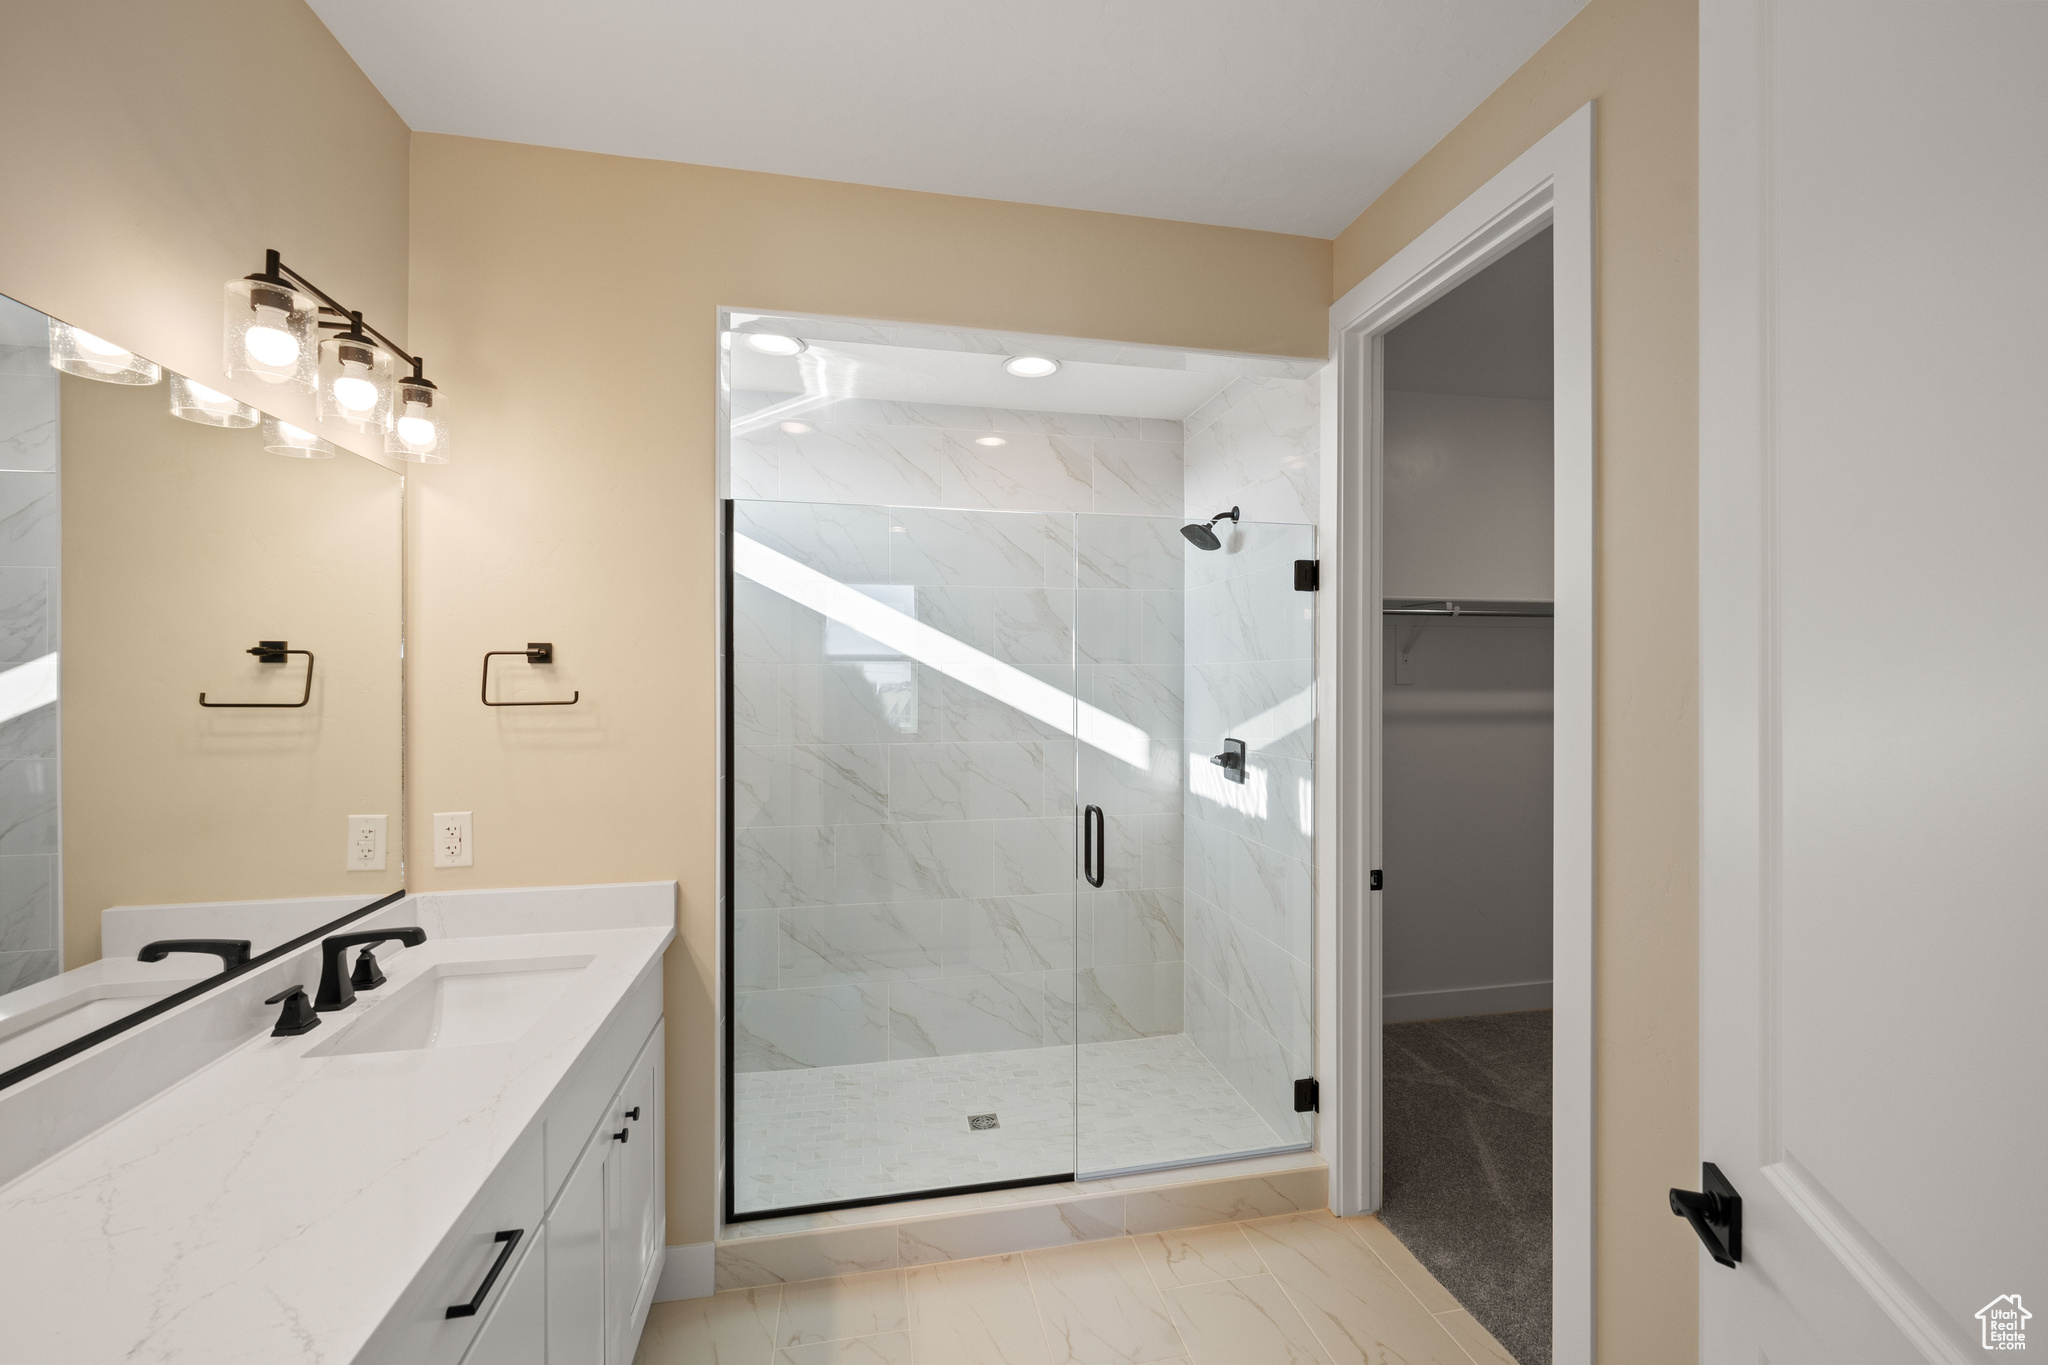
(636, 1209, 1514, 1365)
(734, 1034, 1293, 1215)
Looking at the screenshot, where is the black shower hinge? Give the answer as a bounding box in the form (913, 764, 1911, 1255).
(1293, 1078, 1320, 1113)
(1370, 869, 1383, 890)
(1294, 559, 1320, 591)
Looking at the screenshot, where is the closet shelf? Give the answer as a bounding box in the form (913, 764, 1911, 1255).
(1384, 598, 1554, 618)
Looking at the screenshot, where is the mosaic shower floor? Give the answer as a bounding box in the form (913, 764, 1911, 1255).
(733, 1033, 1295, 1215)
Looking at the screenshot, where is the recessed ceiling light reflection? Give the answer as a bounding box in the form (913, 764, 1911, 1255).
(1003, 355, 1059, 378)
(745, 334, 807, 356)
(779, 420, 813, 434)
(975, 436, 1006, 446)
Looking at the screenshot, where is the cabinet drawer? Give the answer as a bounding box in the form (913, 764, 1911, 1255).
(357, 1124, 545, 1365)
(543, 961, 661, 1201)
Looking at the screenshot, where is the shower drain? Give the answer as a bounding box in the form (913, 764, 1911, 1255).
(967, 1113, 1000, 1131)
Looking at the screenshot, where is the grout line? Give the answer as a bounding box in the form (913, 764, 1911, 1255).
(1330, 1216, 1490, 1365)
(1125, 1228, 1195, 1361)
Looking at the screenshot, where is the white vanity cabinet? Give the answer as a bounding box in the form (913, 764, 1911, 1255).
(542, 1027, 665, 1365)
(359, 989, 666, 1365)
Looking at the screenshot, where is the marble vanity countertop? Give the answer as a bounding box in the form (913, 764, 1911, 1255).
(0, 898, 673, 1364)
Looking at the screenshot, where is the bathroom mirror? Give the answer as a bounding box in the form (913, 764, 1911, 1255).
(0, 292, 404, 1082)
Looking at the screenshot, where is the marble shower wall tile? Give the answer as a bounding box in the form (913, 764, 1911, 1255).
(1182, 374, 1320, 527)
(0, 377, 57, 475)
(0, 758, 59, 856)
(0, 854, 55, 954)
(889, 971, 1046, 1057)
(0, 474, 56, 572)
(783, 902, 947, 987)
(736, 983, 890, 1071)
(0, 567, 50, 664)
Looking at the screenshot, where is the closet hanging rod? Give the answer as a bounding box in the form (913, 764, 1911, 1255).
(1383, 599, 1554, 619)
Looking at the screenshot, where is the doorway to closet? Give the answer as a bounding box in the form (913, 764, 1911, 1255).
(1378, 229, 1555, 1365)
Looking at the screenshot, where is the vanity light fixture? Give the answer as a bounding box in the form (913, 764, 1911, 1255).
(168, 374, 260, 428)
(227, 249, 452, 460)
(1003, 355, 1060, 378)
(261, 415, 336, 459)
(975, 435, 1007, 446)
(47, 321, 160, 385)
(224, 272, 317, 390)
(745, 333, 807, 357)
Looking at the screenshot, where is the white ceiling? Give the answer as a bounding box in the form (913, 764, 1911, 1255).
(307, 0, 1586, 237)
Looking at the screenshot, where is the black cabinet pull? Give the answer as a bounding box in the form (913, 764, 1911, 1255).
(613, 1127, 629, 1143)
(624, 1107, 641, 1121)
(1082, 805, 1106, 888)
(445, 1228, 522, 1318)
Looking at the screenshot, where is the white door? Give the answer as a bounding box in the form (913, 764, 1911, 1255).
(1700, 3, 2048, 1360)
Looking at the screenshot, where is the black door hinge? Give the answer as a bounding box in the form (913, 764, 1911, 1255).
(1294, 559, 1320, 592)
(1370, 869, 1383, 890)
(1293, 1078, 1320, 1113)
(1670, 1162, 1742, 1267)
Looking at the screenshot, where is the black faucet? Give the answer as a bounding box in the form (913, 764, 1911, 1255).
(315, 927, 427, 1012)
(137, 939, 252, 972)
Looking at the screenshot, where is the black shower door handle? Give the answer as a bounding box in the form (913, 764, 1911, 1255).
(1082, 805, 1106, 888)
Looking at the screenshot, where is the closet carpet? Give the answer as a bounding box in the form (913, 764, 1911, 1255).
(1378, 1009, 1552, 1365)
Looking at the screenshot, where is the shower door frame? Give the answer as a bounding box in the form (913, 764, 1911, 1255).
(1324, 103, 1597, 1359)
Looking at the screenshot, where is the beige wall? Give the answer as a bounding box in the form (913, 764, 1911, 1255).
(403, 133, 1331, 1242)
(1334, 0, 1701, 1359)
(0, 1, 410, 460)
(60, 374, 405, 962)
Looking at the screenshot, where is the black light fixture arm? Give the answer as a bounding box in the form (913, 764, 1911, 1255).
(249, 248, 431, 383)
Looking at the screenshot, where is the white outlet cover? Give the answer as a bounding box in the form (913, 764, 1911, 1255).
(433, 811, 473, 868)
(347, 814, 388, 872)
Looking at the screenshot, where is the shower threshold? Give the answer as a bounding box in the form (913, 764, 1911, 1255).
(714, 1148, 1326, 1289)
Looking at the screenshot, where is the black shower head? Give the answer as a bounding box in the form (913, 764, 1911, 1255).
(1179, 506, 1240, 552)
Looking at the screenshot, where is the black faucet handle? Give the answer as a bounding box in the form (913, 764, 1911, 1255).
(138, 939, 253, 971)
(349, 945, 388, 992)
(264, 986, 321, 1037)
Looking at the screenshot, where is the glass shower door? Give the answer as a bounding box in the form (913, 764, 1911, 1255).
(727, 498, 1080, 1217)
(1073, 512, 1316, 1179)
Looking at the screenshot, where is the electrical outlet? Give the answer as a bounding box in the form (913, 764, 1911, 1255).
(433, 811, 473, 868)
(346, 815, 387, 872)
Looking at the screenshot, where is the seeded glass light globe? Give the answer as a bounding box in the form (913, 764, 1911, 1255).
(384, 375, 449, 464)
(317, 334, 395, 433)
(47, 320, 161, 385)
(261, 415, 335, 459)
(223, 279, 317, 390)
(168, 374, 259, 428)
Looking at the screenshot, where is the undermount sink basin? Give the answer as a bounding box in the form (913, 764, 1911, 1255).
(305, 956, 593, 1057)
(0, 976, 203, 1074)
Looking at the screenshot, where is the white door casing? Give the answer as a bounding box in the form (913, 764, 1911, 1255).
(1700, 3, 2048, 1361)
(1324, 103, 1596, 1362)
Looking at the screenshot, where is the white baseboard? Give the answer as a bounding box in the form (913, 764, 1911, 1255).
(1383, 979, 1552, 1023)
(654, 1242, 716, 1302)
